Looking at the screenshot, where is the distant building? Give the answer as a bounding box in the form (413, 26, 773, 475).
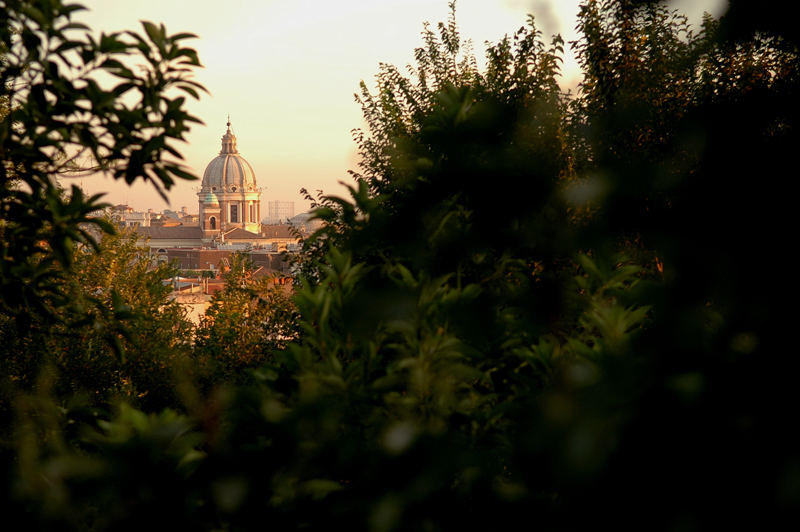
(129, 119, 301, 274)
(265, 200, 295, 225)
(156, 248, 290, 274)
(134, 225, 205, 249)
(135, 223, 299, 253)
(111, 204, 151, 228)
(198, 119, 262, 238)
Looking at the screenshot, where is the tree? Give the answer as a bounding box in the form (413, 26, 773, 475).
(1, 0, 205, 324)
(6, 1, 800, 529)
(0, 225, 194, 412)
(193, 253, 298, 385)
(1, 0, 205, 415)
(300, 3, 575, 364)
(554, 2, 800, 527)
(291, 1, 800, 528)
(1, 1, 206, 519)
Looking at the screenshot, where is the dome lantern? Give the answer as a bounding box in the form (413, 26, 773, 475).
(220, 117, 238, 155)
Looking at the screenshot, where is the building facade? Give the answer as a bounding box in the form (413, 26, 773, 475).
(133, 120, 303, 269)
(198, 120, 262, 238)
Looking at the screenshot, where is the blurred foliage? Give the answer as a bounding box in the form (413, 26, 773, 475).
(12, 396, 206, 530)
(3, 0, 800, 530)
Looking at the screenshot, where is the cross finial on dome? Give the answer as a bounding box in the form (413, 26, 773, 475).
(226, 114, 231, 128)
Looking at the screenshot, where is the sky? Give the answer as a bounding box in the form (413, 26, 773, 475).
(68, 0, 726, 214)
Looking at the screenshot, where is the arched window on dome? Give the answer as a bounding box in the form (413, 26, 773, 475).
(210, 216, 216, 230)
(230, 205, 239, 223)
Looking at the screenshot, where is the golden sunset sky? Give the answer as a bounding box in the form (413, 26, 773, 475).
(71, 0, 725, 215)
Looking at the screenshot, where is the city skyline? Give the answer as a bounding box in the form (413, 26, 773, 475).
(68, 0, 725, 213)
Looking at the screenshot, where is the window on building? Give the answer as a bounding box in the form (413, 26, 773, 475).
(250, 204, 256, 222)
(230, 205, 238, 223)
(210, 216, 216, 230)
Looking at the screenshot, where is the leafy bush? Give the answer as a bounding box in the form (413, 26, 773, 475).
(0, 226, 194, 411)
(4, 1, 800, 530)
(193, 253, 299, 386)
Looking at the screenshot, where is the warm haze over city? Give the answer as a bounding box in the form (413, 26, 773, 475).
(69, 0, 725, 214)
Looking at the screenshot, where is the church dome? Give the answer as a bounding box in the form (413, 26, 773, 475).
(201, 120, 257, 191)
(203, 192, 219, 205)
